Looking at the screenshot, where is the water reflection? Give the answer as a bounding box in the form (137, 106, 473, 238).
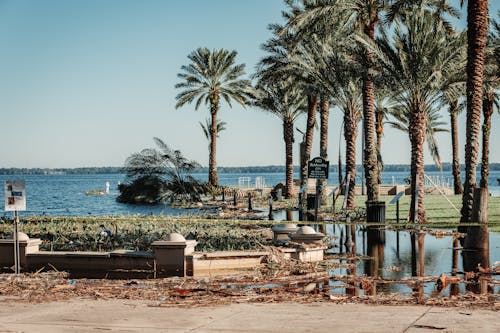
(325, 223, 498, 297)
(267, 209, 497, 297)
(462, 225, 491, 294)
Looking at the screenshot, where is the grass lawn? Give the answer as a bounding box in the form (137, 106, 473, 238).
(331, 194, 500, 230)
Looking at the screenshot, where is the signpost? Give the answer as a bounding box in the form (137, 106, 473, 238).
(4, 180, 26, 274)
(389, 190, 405, 256)
(307, 157, 329, 221)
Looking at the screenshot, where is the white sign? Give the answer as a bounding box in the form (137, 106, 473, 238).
(4, 180, 26, 211)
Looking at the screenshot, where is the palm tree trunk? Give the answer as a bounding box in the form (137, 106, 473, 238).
(319, 98, 329, 204)
(208, 93, 220, 186)
(344, 111, 358, 209)
(461, 0, 489, 223)
(409, 106, 427, 223)
(363, 22, 379, 202)
(283, 118, 295, 199)
(450, 101, 463, 194)
(480, 94, 494, 189)
(300, 95, 318, 211)
(376, 111, 383, 185)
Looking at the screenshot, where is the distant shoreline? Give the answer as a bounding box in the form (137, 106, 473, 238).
(1, 163, 499, 175)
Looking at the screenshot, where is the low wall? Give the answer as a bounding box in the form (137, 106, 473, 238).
(27, 250, 155, 279)
(0, 238, 42, 271)
(190, 251, 268, 275)
(1, 236, 326, 279)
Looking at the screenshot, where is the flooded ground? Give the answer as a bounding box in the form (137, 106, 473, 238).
(266, 209, 499, 298)
(324, 225, 499, 297)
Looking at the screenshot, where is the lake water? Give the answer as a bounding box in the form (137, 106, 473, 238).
(326, 225, 500, 296)
(0, 170, 499, 217)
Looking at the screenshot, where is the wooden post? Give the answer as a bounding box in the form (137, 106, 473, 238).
(314, 179, 320, 222)
(480, 277, 488, 295)
(268, 196, 274, 220)
(247, 193, 253, 211)
(370, 281, 377, 296)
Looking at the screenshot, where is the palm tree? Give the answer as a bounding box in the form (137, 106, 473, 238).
(279, 2, 357, 206)
(460, 0, 490, 223)
(119, 138, 204, 203)
(449, 100, 465, 194)
(336, 80, 363, 209)
(439, 59, 467, 195)
(260, 21, 329, 211)
(294, 0, 388, 203)
(364, 9, 466, 222)
(480, 15, 500, 189)
(175, 48, 253, 186)
(373, 93, 396, 185)
(199, 118, 227, 150)
(254, 81, 306, 198)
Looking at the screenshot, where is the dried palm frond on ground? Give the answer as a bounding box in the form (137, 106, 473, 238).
(1, 263, 498, 310)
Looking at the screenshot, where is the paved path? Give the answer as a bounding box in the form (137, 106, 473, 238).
(0, 299, 498, 332)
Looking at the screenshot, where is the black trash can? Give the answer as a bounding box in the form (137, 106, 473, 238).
(366, 201, 386, 223)
(307, 194, 317, 210)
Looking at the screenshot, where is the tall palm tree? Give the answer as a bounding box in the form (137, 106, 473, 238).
(280, 0, 383, 205)
(284, 34, 348, 204)
(336, 80, 363, 209)
(449, 100, 464, 194)
(254, 81, 306, 198)
(373, 93, 396, 184)
(175, 48, 253, 186)
(439, 59, 467, 195)
(364, 9, 466, 222)
(480, 15, 500, 189)
(460, 0, 490, 223)
(261, 19, 341, 210)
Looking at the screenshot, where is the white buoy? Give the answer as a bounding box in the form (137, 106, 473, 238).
(105, 181, 110, 194)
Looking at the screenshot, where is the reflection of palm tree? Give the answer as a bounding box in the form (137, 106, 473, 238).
(463, 225, 490, 293)
(365, 228, 385, 278)
(175, 48, 253, 186)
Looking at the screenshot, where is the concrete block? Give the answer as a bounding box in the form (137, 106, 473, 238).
(0, 237, 42, 271)
(152, 234, 197, 277)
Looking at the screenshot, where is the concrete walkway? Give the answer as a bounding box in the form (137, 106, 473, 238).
(0, 299, 498, 332)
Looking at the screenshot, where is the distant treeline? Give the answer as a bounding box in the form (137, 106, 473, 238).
(1, 163, 499, 175)
(0, 167, 124, 175)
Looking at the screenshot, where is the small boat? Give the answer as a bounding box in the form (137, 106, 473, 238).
(497, 178, 500, 186)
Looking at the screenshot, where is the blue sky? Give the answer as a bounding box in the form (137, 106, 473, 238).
(0, 0, 499, 168)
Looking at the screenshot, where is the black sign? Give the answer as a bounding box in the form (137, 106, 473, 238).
(307, 157, 329, 179)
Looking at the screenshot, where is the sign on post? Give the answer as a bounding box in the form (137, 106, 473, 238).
(4, 180, 26, 275)
(4, 180, 26, 211)
(307, 157, 329, 179)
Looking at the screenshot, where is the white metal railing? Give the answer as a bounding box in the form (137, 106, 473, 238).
(238, 177, 251, 188)
(255, 176, 265, 189)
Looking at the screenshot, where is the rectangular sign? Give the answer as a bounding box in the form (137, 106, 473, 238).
(4, 180, 26, 211)
(307, 157, 329, 179)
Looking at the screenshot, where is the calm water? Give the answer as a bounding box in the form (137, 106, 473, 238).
(0, 171, 499, 217)
(326, 226, 500, 295)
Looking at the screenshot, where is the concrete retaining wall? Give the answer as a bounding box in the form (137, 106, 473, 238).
(1, 236, 325, 278)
